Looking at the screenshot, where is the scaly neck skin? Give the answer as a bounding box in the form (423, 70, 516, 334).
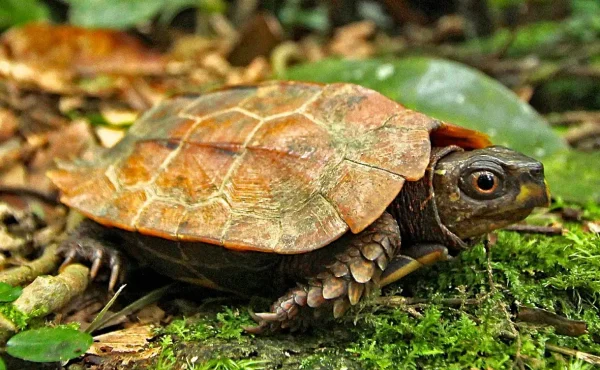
(387, 146, 470, 255)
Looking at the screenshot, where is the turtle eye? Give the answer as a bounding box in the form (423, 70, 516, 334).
(471, 171, 498, 194)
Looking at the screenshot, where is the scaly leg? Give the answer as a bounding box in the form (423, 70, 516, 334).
(247, 212, 401, 333)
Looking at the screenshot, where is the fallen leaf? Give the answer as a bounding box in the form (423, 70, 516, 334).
(87, 325, 156, 356)
(0, 108, 17, 142)
(0, 23, 166, 95)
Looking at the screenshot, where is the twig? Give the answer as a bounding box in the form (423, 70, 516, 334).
(517, 306, 587, 337)
(376, 296, 484, 307)
(545, 343, 600, 365)
(0, 243, 60, 286)
(546, 111, 600, 126)
(484, 238, 496, 293)
(12, 263, 89, 318)
(503, 224, 564, 235)
(0, 185, 60, 205)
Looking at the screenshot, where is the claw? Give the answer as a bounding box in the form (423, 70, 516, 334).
(90, 250, 104, 280)
(253, 312, 281, 322)
(108, 263, 120, 292)
(243, 323, 266, 335)
(59, 249, 77, 272)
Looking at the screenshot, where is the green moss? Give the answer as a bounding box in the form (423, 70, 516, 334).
(191, 358, 268, 370)
(148, 208, 600, 369)
(161, 306, 253, 343)
(346, 222, 600, 369)
(0, 304, 28, 330)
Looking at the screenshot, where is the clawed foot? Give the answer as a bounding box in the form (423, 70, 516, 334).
(58, 222, 127, 291)
(244, 286, 313, 334)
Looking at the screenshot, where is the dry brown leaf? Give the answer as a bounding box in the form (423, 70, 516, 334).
(0, 164, 26, 187)
(0, 138, 26, 171)
(0, 23, 166, 95)
(88, 325, 156, 356)
(228, 12, 283, 67)
(0, 108, 17, 142)
(27, 120, 97, 192)
(135, 303, 166, 325)
(329, 21, 377, 59)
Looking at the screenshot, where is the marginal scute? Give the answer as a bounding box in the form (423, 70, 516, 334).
(345, 124, 431, 181)
(103, 189, 147, 228)
(223, 213, 281, 251)
(177, 199, 231, 243)
(326, 160, 404, 234)
(277, 195, 347, 253)
(136, 200, 186, 239)
(51, 169, 116, 222)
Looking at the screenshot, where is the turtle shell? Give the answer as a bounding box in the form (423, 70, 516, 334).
(48, 81, 490, 254)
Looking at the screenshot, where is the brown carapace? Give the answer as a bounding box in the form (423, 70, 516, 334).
(50, 81, 547, 332)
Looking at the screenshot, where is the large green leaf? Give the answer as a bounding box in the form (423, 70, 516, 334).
(6, 327, 92, 363)
(282, 58, 600, 203)
(66, 0, 165, 29)
(0, 283, 22, 302)
(0, 0, 50, 29)
(65, 0, 224, 29)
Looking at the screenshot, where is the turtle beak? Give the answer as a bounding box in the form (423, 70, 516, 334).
(515, 164, 550, 209)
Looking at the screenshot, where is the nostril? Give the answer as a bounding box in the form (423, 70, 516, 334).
(529, 164, 544, 177)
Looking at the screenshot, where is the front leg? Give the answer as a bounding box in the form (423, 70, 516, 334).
(59, 219, 127, 291)
(379, 243, 450, 287)
(247, 212, 401, 333)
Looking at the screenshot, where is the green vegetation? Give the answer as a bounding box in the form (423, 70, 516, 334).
(347, 224, 600, 369)
(146, 213, 600, 369)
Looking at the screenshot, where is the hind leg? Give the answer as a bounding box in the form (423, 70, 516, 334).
(59, 219, 127, 291)
(247, 212, 401, 333)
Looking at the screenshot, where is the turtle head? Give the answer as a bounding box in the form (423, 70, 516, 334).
(433, 146, 550, 240)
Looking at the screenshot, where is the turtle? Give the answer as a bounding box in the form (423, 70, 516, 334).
(48, 81, 550, 332)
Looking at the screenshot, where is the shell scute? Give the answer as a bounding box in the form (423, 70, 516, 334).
(238, 82, 322, 118)
(115, 140, 173, 187)
(102, 189, 147, 228)
(186, 111, 260, 147)
(181, 87, 256, 119)
(136, 200, 186, 239)
(177, 199, 231, 243)
(154, 143, 220, 202)
(325, 160, 405, 234)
